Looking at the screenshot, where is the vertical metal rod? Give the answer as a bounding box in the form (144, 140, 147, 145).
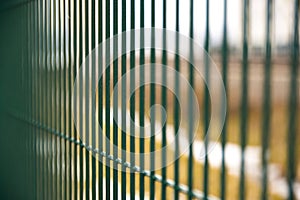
(78, 0, 84, 197)
(29, 2, 34, 196)
(105, 0, 111, 198)
(20, 2, 24, 196)
(57, 0, 62, 197)
(98, 0, 104, 198)
(65, 0, 69, 197)
(261, 0, 272, 199)
(37, 0, 42, 199)
(174, 0, 180, 199)
(34, 1, 38, 195)
(203, 0, 210, 198)
(24, 2, 29, 197)
(26, 2, 30, 197)
(121, 0, 127, 198)
(70, 0, 76, 198)
(150, 0, 156, 199)
(45, 1, 49, 198)
(41, 0, 49, 198)
(63, 0, 68, 198)
(25, 2, 31, 198)
(74, 0, 80, 198)
(32, 1, 40, 199)
(60, 0, 66, 198)
(287, 0, 299, 199)
(91, 0, 96, 198)
(221, 0, 228, 199)
(29, 6, 32, 191)
(29, 2, 35, 197)
(26, 2, 33, 197)
(161, 0, 167, 199)
(65, 0, 72, 198)
(58, 0, 62, 197)
(239, 0, 249, 199)
(130, 0, 136, 199)
(83, 0, 90, 198)
(85, 0, 90, 198)
(51, 0, 57, 196)
(113, 0, 119, 199)
(72, 0, 79, 198)
(30, 3, 33, 196)
(139, 0, 145, 198)
(48, 0, 54, 198)
(188, 0, 195, 199)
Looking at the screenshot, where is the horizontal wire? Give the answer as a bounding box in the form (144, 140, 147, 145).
(7, 109, 219, 200)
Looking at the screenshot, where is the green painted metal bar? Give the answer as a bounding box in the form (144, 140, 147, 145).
(121, 0, 127, 198)
(28, 32, 33, 196)
(188, 0, 195, 199)
(73, 0, 79, 198)
(48, 0, 54, 198)
(161, 0, 167, 199)
(287, 0, 299, 199)
(53, 0, 58, 197)
(105, 0, 111, 198)
(130, 0, 136, 199)
(25, 3, 29, 196)
(57, 0, 62, 197)
(65, 0, 70, 197)
(26, 4, 32, 197)
(43, 2, 48, 195)
(39, 0, 45, 194)
(113, 0, 119, 199)
(36, 1, 42, 199)
(174, 1, 180, 199)
(97, 0, 104, 198)
(150, 0, 156, 199)
(203, 0, 210, 198)
(35, 1, 39, 195)
(30, 2, 34, 198)
(221, 0, 228, 199)
(76, 0, 81, 198)
(261, 0, 272, 199)
(64, 0, 69, 198)
(26, 4, 31, 195)
(29, 2, 36, 198)
(60, 1, 66, 198)
(35, 1, 40, 199)
(29, 2, 32, 197)
(239, 0, 249, 199)
(23, 2, 28, 197)
(78, 0, 84, 197)
(69, 0, 75, 198)
(37, 1, 42, 199)
(61, 0, 67, 198)
(72, 1, 77, 198)
(62, 1, 67, 196)
(59, 1, 64, 198)
(84, 0, 90, 198)
(51, 0, 58, 196)
(55, 1, 63, 199)
(91, 0, 96, 198)
(66, 0, 73, 198)
(34, 1, 39, 195)
(139, 0, 145, 198)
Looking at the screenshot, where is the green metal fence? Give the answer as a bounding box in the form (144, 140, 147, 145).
(0, 0, 299, 199)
